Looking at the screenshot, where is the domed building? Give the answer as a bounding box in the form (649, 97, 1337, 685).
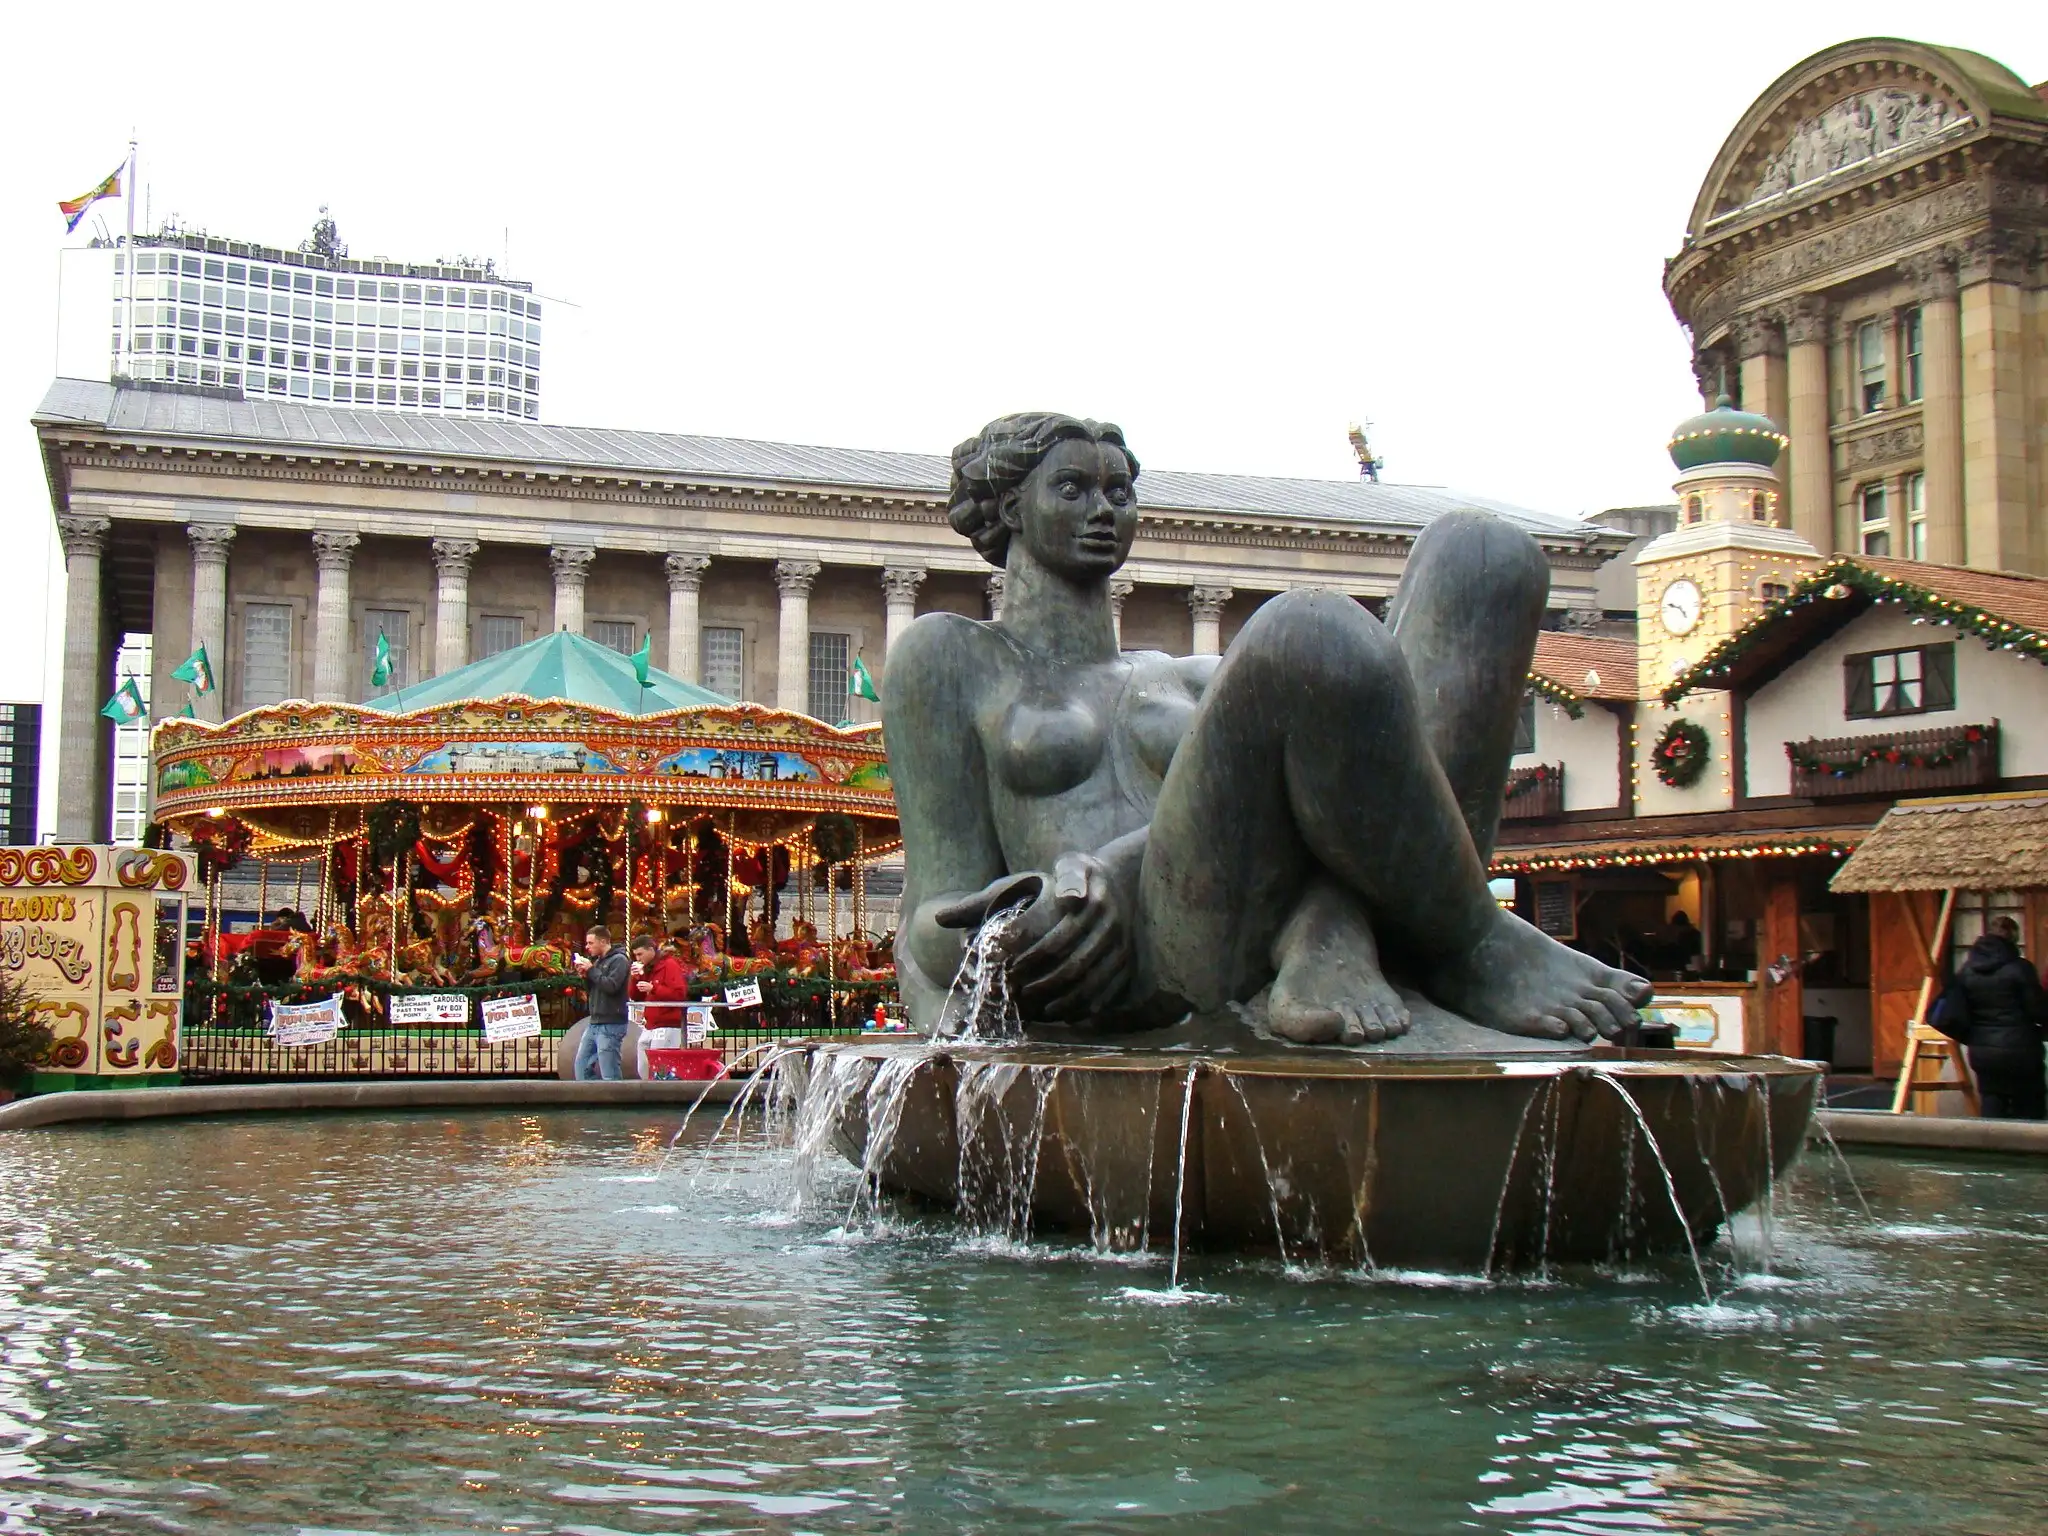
(1665, 38, 2047, 574)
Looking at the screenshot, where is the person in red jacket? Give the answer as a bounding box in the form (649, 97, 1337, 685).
(630, 933, 692, 1031)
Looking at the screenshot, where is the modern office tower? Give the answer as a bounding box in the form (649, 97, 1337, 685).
(0, 705, 42, 844)
(57, 229, 542, 422)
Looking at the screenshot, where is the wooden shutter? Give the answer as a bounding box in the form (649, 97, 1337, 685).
(1921, 643, 1956, 710)
(1843, 652, 1877, 718)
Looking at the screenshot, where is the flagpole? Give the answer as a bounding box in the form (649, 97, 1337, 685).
(121, 134, 137, 379)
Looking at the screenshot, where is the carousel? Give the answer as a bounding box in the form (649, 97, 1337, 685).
(150, 631, 900, 1079)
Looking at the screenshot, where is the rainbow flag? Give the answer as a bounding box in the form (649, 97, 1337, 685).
(58, 165, 124, 234)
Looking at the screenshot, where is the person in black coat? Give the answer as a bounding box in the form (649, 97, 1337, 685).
(1939, 917, 2048, 1119)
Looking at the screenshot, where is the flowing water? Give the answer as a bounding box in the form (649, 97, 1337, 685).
(3, 1110, 2048, 1533)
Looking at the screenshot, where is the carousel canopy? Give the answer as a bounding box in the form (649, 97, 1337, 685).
(366, 629, 731, 713)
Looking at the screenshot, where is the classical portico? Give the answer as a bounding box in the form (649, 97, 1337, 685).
(33, 379, 1631, 839)
(1667, 37, 2047, 574)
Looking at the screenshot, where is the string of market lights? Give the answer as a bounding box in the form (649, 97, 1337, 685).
(1490, 837, 1860, 876)
(1525, 672, 1586, 719)
(1664, 557, 2048, 704)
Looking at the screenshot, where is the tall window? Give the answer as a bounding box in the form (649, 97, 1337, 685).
(363, 608, 408, 693)
(476, 615, 522, 658)
(701, 627, 744, 699)
(241, 603, 292, 708)
(1857, 319, 1887, 413)
(1859, 483, 1890, 556)
(1906, 472, 1927, 561)
(1844, 642, 1955, 719)
(808, 632, 850, 723)
(1684, 494, 1703, 526)
(589, 619, 635, 654)
(1903, 307, 1924, 403)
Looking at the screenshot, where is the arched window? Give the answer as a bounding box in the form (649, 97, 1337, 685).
(1685, 495, 1703, 526)
(1750, 491, 1769, 522)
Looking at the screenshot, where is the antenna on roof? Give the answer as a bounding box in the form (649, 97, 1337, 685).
(1347, 421, 1383, 483)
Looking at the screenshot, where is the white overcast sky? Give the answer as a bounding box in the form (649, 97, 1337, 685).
(0, 2, 2038, 709)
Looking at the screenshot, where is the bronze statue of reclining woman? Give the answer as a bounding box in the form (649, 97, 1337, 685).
(884, 412, 1652, 1047)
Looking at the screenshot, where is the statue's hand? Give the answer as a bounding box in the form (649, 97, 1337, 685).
(1009, 852, 1131, 1023)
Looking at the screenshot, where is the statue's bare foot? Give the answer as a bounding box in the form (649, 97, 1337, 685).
(1263, 878, 1411, 1046)
(1426, 908, 1651, 1043)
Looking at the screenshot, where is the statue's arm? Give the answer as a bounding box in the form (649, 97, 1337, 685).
(882, 615, 1007, 1023)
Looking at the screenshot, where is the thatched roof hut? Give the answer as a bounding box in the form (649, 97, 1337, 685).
(1830, 793, 2048, 894)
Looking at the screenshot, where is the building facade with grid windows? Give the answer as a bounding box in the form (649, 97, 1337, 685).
(57, 232, 543, 423)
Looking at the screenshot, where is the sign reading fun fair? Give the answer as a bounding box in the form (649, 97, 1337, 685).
(480, 993, 543, 1042)
(388, 993, 470, 1026)
(270, 994, 345, 1047)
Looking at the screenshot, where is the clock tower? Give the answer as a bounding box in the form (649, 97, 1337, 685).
(1635, 398, 1819, 697)
(1633, 398, 1819, 811)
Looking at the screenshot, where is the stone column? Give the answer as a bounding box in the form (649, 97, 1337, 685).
(55, 515, 111, 841)
(430, 538, 478, 676)
(549, 545, 595, 635)
(880, 565, 926, 657)
(1732, 311, 1787, 438)
(1783, 297, 1834, 553)
(986, 572, 1007, 621)
(1188, 585, 1233, 656)
(187, 523, 236, 722)
(1906, 252, 1965, 566)
(664, 552, 711, 684)
(1109, 576, 1135, 645)
(1958, 232, 2032, 572)
(774, 558, 821, 713)
(310, 531, 359, 701)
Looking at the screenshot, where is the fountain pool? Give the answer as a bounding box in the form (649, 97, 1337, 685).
(2, 1108, 2046, 1533)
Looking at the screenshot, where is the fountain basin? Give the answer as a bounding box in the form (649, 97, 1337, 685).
(798, 1040, 1822, 1270)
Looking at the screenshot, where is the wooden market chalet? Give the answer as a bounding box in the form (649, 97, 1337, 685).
(1492, 399, 2048, 1084)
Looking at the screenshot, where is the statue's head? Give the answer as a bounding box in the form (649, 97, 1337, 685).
(948, 413, 1140, 576)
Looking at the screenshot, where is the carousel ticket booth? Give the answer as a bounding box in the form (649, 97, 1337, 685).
(146, 632, 899, 1081)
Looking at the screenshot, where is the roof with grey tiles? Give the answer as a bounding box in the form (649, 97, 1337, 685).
(35, 378, 1608, 540)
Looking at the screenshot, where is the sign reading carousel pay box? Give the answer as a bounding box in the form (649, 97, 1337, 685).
(480, 993, 543, 1042)
(387, 993, 470, 1026)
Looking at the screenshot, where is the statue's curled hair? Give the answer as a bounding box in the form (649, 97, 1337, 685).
(947, 413, 1138, 569)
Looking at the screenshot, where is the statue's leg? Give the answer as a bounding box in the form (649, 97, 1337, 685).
(1141, 589, 1648, 1042)
(1385, 510, 1549, 865)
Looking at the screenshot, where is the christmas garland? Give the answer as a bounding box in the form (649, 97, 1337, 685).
(1651, 719, 1711, 789)
(1503, 764, 1560, 800)
(1788, 724, 1990, 778)
(1665, 557, 2048, 704)
(1525, 675, 1587, 721)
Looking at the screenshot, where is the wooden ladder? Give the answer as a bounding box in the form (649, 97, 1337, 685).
(1890, 889, 1980, 1115)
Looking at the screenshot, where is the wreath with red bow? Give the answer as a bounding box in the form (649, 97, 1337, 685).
(1651, 719, 1711, 790)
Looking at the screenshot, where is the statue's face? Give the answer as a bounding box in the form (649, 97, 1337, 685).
(1004, 437, 1137, 578)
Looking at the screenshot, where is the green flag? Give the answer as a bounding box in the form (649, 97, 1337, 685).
(178, 702, 195, 718)
(849, 656, 880, 703)
(631, 632, 652, 688)
(371, 629, 394, 688)
(170, 644, 213, 695)
(100, 676, 146, 722)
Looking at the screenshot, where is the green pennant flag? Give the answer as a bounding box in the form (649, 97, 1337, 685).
(371, 629, 394, 689)
(178, 702, 195, 718)
(630, 632, 652, 689)
(100, 676, 146, 722)
(170, 643, 213, 695)
(849, 656, 880, 703)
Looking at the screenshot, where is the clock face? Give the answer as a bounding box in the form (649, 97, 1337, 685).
(1660, 579, 1703, 636)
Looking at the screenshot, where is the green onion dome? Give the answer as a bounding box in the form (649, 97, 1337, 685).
(1668, 396, 1787, 471)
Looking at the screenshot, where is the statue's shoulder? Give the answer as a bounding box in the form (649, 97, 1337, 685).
(884, 610, 999, 706)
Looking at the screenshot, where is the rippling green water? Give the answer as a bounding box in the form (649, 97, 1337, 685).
(1, 1110, 2045, 1532)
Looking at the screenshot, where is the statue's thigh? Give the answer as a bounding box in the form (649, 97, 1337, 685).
(1139, 665, 1313, 1009)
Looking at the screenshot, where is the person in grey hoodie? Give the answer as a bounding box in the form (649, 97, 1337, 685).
(572, 926, 634, 1080)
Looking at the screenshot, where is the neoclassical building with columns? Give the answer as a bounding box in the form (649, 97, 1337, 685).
(34, 378, 1629, 840)
(1667, 36, 2046, 573)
